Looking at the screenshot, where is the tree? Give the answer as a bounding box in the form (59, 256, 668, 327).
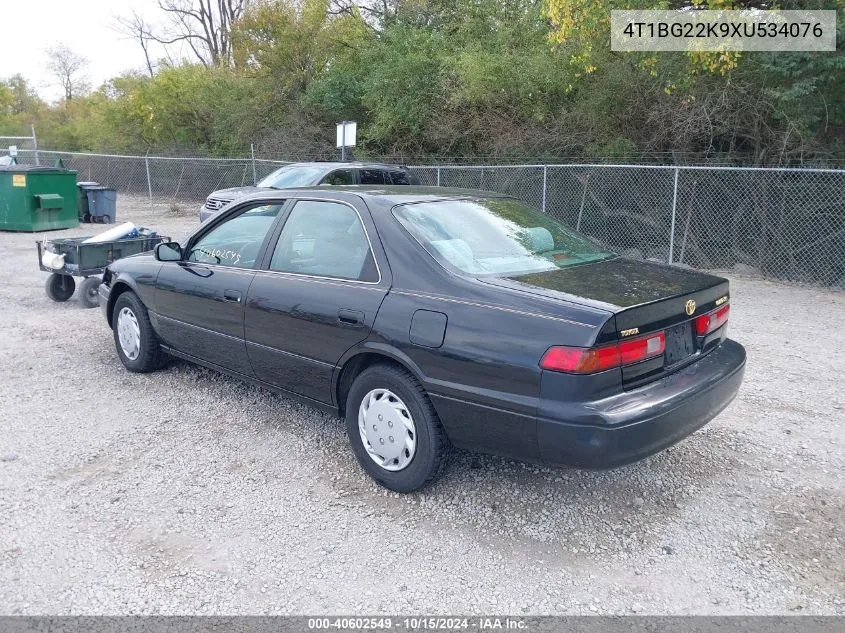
(150, 0, 252, 67)
(233, 0, 368, 95)
(4, 0, 841, 162)
(45, 44, 89, 102)
(0, 75, 42, 115)
(543, 0, 745, 75)
(115, 10, 158, 77)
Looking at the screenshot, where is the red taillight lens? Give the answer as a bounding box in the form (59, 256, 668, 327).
(694, 303, 730, 336)
(539, 345, 620, 374)
(618, 332, 666, 365)
(540, 332, 665, 374)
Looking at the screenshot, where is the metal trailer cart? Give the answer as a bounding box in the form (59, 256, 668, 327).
(37, 234, 169, 308)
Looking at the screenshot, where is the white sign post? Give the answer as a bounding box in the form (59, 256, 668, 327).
(336, 121, 357, 160)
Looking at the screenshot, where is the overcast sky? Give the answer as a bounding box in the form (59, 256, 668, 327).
(0, 0, 176, 102)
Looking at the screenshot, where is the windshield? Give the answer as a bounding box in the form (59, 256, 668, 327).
(258, 165, 327, 189)
(393, 198, 615, 276)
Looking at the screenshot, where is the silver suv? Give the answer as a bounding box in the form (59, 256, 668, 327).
(199, 162, 419, 222)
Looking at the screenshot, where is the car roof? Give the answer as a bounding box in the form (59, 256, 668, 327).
(279, 161, 413, 171)
(237, 185, 511, 207)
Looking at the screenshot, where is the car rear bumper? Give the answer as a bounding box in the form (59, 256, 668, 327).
(536, 338, 746, 467)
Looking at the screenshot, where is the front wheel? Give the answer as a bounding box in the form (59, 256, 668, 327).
(346, 364, 450, 493)
(45, 273, 75, 302)
(112, 291, 165, 372)
(78, 277, 101, 309)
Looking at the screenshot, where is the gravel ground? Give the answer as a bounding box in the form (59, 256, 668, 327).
(1, 196, 843, 615)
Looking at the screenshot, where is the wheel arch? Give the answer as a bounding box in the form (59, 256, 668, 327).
(106, 277, 140, 328)
(333, 343, 427, 417)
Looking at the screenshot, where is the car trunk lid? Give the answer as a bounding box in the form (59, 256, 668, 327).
(480, 257, 730, 387)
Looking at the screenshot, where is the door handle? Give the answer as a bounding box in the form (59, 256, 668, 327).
(338, 308, 364, 326)
(223, 289, 242, 303)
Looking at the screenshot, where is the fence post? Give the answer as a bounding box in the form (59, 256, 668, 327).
(576, 173, 590, 232)
(436, 166, 441, 187)
(31, 124, 40, 166)
(541, 165, 547, 213)
(250, 143, 257, 185)
(668, 166, 680, 264)
(145, 154, 153, 207)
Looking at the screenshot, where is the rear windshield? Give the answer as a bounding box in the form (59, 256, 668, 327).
(258, 165, 326, 189)
(393, 198, 615, 276)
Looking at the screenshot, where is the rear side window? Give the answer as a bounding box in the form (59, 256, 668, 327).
(321, 169, 355, 185)
(359, 169, 387, 185)
(389, 171, 412, 185)
(269, 200, 379, 282)
(393, 198, 615, 276)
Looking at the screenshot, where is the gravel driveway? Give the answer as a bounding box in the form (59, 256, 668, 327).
(1, 197, 843, 615)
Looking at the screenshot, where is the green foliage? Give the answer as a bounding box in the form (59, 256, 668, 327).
(756, 21, 845, 133)
(0, 0, 843, 162)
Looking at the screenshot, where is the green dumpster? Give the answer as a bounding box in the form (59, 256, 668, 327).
(0, 165, 79, 232)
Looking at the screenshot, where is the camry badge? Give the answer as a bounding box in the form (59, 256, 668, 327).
(685, 299, 696, 316)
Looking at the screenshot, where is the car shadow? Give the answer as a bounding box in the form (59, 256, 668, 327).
(162, 358, 746, 556)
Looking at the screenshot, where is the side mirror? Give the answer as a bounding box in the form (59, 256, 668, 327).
(155, 241, 182, 262)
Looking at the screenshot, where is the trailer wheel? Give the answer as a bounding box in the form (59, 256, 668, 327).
(79, 277, 101, 309)
(45, 274, 75, 302)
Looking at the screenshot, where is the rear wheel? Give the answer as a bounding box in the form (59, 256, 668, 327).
(346, 364, 449, 492)
(79, 277, 101, 309)
(112, 291, 165, 372)
(45, 274, 75, 302)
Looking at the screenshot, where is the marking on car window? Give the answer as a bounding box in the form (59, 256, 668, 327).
(195, 247, 241, 265)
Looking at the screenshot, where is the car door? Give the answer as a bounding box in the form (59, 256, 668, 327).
(154, 202, 285, 375)
(244, 197, 390, 404)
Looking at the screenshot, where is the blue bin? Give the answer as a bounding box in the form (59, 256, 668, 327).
(85, 186, 117, 223)
(77, 181, 100, 222)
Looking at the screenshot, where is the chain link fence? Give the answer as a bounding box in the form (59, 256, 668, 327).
(7, 149, 845, 287)
(414, 163, 845, 286)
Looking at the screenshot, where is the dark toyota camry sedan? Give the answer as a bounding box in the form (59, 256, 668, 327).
(99, 187, 746, 492)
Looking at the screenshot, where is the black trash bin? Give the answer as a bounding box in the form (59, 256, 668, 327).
(85, 186, 117, 223)
(76, 181, 100, 222)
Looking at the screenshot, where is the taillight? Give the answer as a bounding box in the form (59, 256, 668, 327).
(540, 332, 665, 375)
(618, 332, 666, 365)
(694, 303, 730, 336)
(539, 345, 621, 374)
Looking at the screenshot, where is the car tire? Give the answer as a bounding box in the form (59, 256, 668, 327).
(112, 291, 165, 373)
(345, 363, 450, 493)
(45, 273, 75, 302)
(79, 277, 101, 309)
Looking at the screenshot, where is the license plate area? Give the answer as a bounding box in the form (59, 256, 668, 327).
(664, 321, 695, 366)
